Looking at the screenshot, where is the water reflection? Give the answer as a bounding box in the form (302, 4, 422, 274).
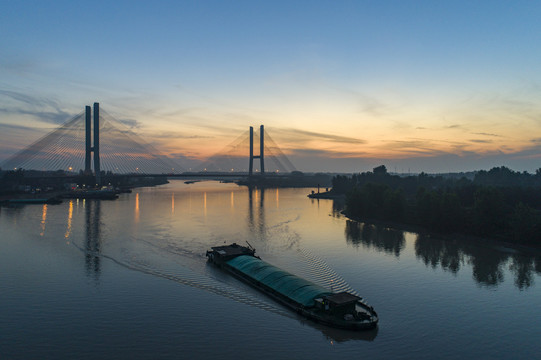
(248, 187, 266, 239)
(134, 192, 140, 223)
(85, 200, 102, 280)
(204, 192, 207, 217)
(64, 200, 74, 240)
(414, 234, 463, 274)
(40, 204, 48, 236)
(331, 199, 344, 218)
(462, 243, 507, 287)
(510, 254, 537, 290)
(344, 219, 541, 289)
(345, 220, 405, 257)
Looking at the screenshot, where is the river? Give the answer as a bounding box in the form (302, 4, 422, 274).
(1, 180, 540, 359)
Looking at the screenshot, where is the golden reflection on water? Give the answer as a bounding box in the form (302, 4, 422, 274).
(275, 188, 279, 208)
(135, 193, 140, 223)
(203, 192, 207, 217)
(171, 193, 175, 214)
(64, 200, 73, 240)
(230, 191, 234, 209)
(40, 204, 48, 236)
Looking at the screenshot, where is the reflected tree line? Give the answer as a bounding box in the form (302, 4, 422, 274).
(345, 220, 405, 257)
(345, 220, 541, 289)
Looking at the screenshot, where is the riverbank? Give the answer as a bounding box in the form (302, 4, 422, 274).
(306, 189, 541, 256)
(1, 176, 169, 206)
(0, 191, 65, 205)
(328, 166, 541, 250)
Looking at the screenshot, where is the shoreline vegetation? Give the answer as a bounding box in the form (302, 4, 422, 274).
(324, 165, 541, 249)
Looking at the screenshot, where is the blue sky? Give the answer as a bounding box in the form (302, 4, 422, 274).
(1, 1, 541, 173)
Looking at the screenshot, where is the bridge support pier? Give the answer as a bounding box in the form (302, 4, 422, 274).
(249, 125, 264, 176)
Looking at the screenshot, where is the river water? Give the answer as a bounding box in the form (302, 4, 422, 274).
(1, 180, 540, 359)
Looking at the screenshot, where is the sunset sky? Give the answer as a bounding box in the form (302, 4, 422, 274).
(1, 1, 541, 173)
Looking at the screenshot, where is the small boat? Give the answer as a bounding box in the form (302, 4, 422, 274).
(206, 243, 378, 330)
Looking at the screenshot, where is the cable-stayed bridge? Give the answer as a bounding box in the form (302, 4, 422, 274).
(1, 103, 296, 184)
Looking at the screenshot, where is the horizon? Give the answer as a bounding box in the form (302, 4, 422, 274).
(2, 1, 541, 173)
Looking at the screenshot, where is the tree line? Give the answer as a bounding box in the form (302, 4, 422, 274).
(335, 165, 541, 246)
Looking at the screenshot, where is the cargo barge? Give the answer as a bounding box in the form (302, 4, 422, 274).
(206, 243, 378, 330)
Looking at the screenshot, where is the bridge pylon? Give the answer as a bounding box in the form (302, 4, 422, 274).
(84, 102, 101, 186)
(85, 106, 92, 174)
(249, 125, 265, 176)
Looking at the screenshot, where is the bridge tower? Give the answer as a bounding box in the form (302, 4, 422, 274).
(85, 106, 92, 174)
(84, 102, 101, 186)
(249, 125, 265, 176)
(93, 102, 100, 185)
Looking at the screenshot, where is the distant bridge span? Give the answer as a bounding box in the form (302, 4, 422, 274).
(20, 172, 290, 181)
(1, 102, 297, 185)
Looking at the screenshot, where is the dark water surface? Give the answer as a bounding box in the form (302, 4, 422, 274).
(1, 181, 540, 359)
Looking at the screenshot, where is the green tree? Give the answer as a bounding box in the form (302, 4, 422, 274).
(440, 191, 463, 232)
(473, 187, 506, 237)
(373, 165, 388, 175)
(383, 188, 405, 222)
(509, 202, 540, 244)
(416, 188, 442, 230)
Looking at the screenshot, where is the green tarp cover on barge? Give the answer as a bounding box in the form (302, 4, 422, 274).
(226, 255, 332, 307)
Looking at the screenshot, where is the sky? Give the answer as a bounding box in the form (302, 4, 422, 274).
(1, 0, 541, 173)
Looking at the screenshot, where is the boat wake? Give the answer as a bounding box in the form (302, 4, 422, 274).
(297, 248, 360, 296)
(70, 237, 295, 320)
